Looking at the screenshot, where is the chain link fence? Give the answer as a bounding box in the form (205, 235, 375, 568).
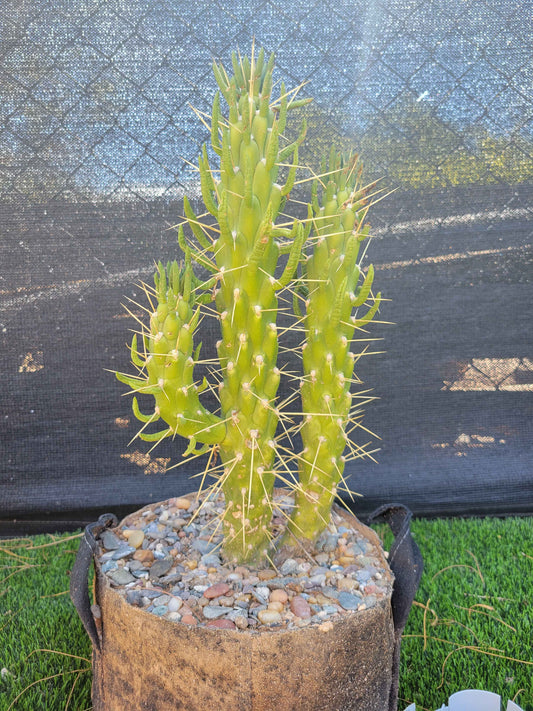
(1, 0, 532, 201)
(1, 0, 532, 532)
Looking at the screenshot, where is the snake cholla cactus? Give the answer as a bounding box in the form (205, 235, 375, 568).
(117, 49, 383, 565)
(117, 48, 309, 565)
(285, 149, 382, 545)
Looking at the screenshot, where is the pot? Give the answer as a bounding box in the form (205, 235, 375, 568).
(71, 498, 422, 711)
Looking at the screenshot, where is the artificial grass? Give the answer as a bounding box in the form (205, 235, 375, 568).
(0, 517, 531, 711)
(0, 532, 92, 710)
(394, 517, 532, 710)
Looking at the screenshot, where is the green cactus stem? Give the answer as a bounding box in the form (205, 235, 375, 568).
(117, 48, 309, 565)
(116, 257, 226, 449)
(207, 49, 308, 564)
(286, 149, 382, 545)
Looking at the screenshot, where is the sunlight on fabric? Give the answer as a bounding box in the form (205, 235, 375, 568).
(120, 451, 170, 475)
(18, 351, 44, 373)
(442, 358, 533, 391)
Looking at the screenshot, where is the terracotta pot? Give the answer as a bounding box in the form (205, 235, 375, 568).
(71, 499, 422, 711)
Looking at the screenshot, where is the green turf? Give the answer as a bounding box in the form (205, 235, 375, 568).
(0, 517, 531, 711)
(0, 532, 92, 710)
(397, 517, 532, 711)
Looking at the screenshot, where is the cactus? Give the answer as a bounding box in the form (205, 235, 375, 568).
(285, 149, 381, 545)
(117, 48, 382, 566)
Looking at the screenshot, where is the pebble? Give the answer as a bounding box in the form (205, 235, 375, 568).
(101, 530, 122, 550)
(339, 556, 356, 566)
(267, 601, 284, 613)
(309, 573, 327, 586)
(203, 605, 230, 620)
(234, 615, 249, 629)
(149, 558, 173, 580)
(321, 586, 340, 600)
(191, 539, 217, 555)
(257, 609, 282, 625)
(355, 570, 372, 584)
(217, 595, 235, 607)
(313, 592, 333, 605)
(154, 595, 170, 605)
(127, 560, 144, 571)
(108, 569, 135, 585)
(126, 590, 143, 606)
(206, 619, 236, 629)
(290, 595, 312, 619)
(133, 549, 154, 564)
(201, 554, 222, 567)
(269, 589, 288, 604)
(337, 591, 362, 610)
(132, 569, 149, 579)
(337, 577, 357, 592)
(112, 546, 135, 560)
(322, 534, 339, 552)
(160, 572, 182, 586)
(265, 577, 297, 588)
(251, 587, 269, 604)
(204, 582, 230, 599)
(174, 498, 191, 510)
(124, 529, 145, 549)
(97, 491, 392, 632)
(280, 558, 298, 575)
(364, 595, 377, 608)
(168, 596, 183, 613)
(142, 589, 165, 600)
(314, 552, 330, 565)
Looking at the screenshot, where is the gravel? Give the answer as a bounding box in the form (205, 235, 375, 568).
(96, 491, 393, 632)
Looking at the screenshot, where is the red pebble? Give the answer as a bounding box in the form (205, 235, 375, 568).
(181, 614, 197, 626)
(206, 619, 236, 629)
(364, 584, 379, 594)
(203, 582, 231, 599)
(290, 595, 312, 619)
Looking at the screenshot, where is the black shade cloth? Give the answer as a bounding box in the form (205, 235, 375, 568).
(1, 0, 532, 535)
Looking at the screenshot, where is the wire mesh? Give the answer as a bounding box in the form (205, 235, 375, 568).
(1, 0, 532, 531)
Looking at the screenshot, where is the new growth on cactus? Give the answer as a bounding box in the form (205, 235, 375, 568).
(116, 47, 382, 566)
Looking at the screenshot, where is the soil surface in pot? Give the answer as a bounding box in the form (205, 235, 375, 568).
(96, 490, 393, 632)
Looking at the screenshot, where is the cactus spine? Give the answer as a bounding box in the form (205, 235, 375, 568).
(117, 49, 382, 565)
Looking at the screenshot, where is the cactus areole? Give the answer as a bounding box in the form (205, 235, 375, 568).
(116, 48, 382, 566)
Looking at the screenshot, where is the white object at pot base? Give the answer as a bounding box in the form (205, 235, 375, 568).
(404, 690, 523, 711)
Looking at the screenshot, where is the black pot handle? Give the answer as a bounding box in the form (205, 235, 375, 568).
(367, 503, 423, 711)
(70, 513, 118, 652)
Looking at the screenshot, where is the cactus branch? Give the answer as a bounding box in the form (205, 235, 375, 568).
(286, 150, 382, 545)
(116, 259, 226, 447)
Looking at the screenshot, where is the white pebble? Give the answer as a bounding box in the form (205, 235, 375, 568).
(168, 597, 183, 613)
(258, 609, 282, 625)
